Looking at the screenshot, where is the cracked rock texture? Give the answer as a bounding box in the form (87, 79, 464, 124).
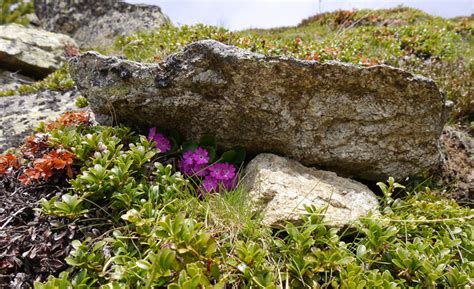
(242, 153, 379, 227)
(0, 24, 77, 79)
(34, 0, 171, 48)
(71, 40, 447, 181)
(0, 89, 80, 152)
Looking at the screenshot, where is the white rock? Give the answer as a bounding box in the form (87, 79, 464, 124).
(243, 153, 379, 227)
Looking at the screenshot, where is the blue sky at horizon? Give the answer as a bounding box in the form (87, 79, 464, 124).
(126, 0, 474, 31)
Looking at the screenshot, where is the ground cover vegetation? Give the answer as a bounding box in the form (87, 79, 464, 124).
(0, 0, 33, 26)
(0, 112, 472, 288)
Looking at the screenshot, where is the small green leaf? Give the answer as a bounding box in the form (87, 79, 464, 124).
(221, 150, 236, 163)
(182, 141, 198, 152)
(356, 244, 367, 258)
(204, 146, 217, 163)
(199, 134, 216, 148)
(136, 260, 151, 270)
(169, 129, 182, 144)
(232, 146, 246, 163)
(392, 259, 405, 269)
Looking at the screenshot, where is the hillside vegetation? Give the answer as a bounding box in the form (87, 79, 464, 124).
(0, 0, 33, 25)
(114, 7, 473, 123)
(1, 112, 471, 288)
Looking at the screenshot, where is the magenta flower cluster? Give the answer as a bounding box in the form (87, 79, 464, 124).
(204, 162, 237, 193)
(178, 147, 237, 194)
(148, 128, 171, 153)
(178, 147, 209, 177)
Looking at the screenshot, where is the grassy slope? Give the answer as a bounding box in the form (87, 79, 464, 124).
(114, 7, 473, 123)
(22, 119, 471, 288)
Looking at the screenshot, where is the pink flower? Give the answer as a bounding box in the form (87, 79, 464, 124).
(199, 163, 238, 194)
(178, 150, 239, 193)
(147, 127, 157, 141)
(193, 147, 209, 165)
(192, 163, 208, 177)
(224, 174, 239, 191)
(200, 176, 218, 194)
(209, 163, 236, 181)
(179, 147, 210, 177)
(181, 151, 194, 166)
(148, 128, 172, 153)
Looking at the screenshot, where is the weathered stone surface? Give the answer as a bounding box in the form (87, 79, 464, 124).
(70, 40, 447, 181)
(34, 0, 171, 48)
(0, 89, 80, 152)
(0, 24, 77, 78)
(439, 126, 473, 201)
(242, 153, 379, 227)
(0, 69, 35, 92)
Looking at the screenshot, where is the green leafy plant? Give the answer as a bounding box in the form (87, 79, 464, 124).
(377, 176, 406, 205)
(75, 96, 89, 108)
(0, 0, 33, 25)
(39, 194, 88, 219)
(0, 64, 75, 97)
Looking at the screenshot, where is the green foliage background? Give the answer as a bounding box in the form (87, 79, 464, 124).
(31, 121, 472, 288)
(0, 0, 33, 25)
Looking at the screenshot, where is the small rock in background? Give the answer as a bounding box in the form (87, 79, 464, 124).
(0, 23, 77, 79)
(34, 0, 171, 48)
(242, 153, 379, 228)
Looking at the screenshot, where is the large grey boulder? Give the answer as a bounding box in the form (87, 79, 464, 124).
(70, 40, 447, 181)
(242, 153, 379, 227)
(34, 0, 171, 48)
(0, 89, 80, 152)
(0, 24, 77, 78)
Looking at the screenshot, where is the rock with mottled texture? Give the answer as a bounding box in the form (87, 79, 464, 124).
(0, 89, 80, 152)
(70, 40, 448, 181)
(34, 0, 171, 48)
(242, 153, 379, 227)
(0, 69, 35, 92)
(0, 24, 77, 78)
(439, 126, 473, 200)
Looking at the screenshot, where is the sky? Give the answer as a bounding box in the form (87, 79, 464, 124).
(126, 0, 474, 31)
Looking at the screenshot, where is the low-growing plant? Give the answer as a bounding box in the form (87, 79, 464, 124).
(0, 64, 75, 97)
(0, 0, 33, 25)
(40, 194, 88, 219)
(32, 154, 474, 288)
